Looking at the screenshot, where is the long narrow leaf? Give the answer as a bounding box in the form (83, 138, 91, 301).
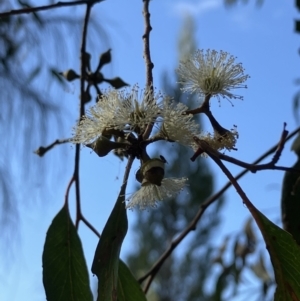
(42, 206, 93, 301)
(92, 184, 128, 301)
(118, 260, 147, 301)
(248, 203, 300, 300)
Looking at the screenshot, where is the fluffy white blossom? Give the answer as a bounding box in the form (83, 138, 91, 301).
(177, 49, 249, 101)
(192, 128, 238, 154)
(126, 177, 187, 210)
(73, 86, 162, 144)
(160, 99, 200, 146)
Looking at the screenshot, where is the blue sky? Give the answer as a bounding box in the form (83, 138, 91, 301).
(1, 0, 299, 300)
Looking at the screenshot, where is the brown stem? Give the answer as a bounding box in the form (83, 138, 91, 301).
(64, 176, 75, 208)
(34, 138, 71, 157)
(185, 94, 211, 115)
(205, 110, 229, 136)
(207, 146, 254, 210)
(142, 0, 154, 87)
(74, 3, 92, 230)
(191, 124, 298, 175)
(80, 214, 101, 238)
(141, 0, 155, 140)
(0, 0, 102, 17)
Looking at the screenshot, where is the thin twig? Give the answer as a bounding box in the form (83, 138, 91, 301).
(185, 94, 211, 115)
(142, 0, 155, 140)
(74, 3, 92, 230)
(139, 126, 300, 290)
(204, 142, 272, 246)
(142, 0, 153, 87)
(0, 0, 102, 17)
(123, 155, 135, 185)
(34, 138, 71, 157)
(191, 124, 299, 174)
(206, 143, 256, 211)
(80, 214, 101, 238)
(271, 122, 288, 163)
(64, 176, 75, 208)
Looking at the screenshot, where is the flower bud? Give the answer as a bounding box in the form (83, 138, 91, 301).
(60, 69, 79, 81)
(141, 158, 165, 186)
(86, 136, 129, 157)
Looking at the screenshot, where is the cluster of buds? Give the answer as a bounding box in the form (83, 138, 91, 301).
(72, 49, 249, 209)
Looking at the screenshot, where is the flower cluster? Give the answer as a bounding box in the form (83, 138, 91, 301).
(73, 49, 249, 209)
(73, 86, 162, 144)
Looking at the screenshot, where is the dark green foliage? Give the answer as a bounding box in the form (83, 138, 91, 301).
(92, 183, 128, 301)
(248, 200, 300, 300)
(295, 20, 300, 33)
(281, 134, 300, 244)
(43, 206, 93, 301)
(118, 260, 147, 301)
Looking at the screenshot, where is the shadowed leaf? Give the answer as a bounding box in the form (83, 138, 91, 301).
(42, 206, 93, 301)
(117, 260, 147, 301)
(92, 183, 128, 301)
(248, 202, 300, 300)
(281, 133, 300, 244)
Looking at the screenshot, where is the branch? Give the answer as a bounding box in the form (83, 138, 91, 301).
(74, 3, 92, 230)
(185, 94, 211, 115)
(142, 0, 153, 87)
(0, 0, 102, 17)
(141, 0, 155, 141)
(34, 138, 71, 157)
(139, 126, 300, 291)
(204, 142, 266, 243)
(80, 214, 101, 238)
(191, 123, 299, 174)
(64, 176, 75, 208)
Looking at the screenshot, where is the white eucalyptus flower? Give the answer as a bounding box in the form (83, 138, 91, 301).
(126, 177, 188, 210)
(73, 86, 162, 144)
(160, 98, 200, 146)
(177, 49, 249, 101)
(192, 128, 238, 155)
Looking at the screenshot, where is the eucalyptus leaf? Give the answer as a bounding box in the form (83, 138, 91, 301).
(248, 203, 300, 300)
(281, 133, 300, 244)
(92, 183, 128, 301)
(117, 260, 147, 301)
(42, 206, 93, 301)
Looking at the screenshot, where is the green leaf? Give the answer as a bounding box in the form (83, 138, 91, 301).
(104, 77, 129, 89)
(118, 260, 147, 301)
(248, 203, 300, 300)
(42, 206, 93, 301)
(92, 183, 128, 301)
(281, 133, 300, 244)
(296, 20, 300, 34)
